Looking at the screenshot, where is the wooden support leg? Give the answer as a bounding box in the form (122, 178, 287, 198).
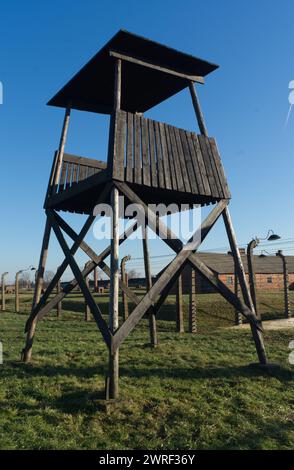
(222, 206, 267, 364)
(94, 268, 98, 293)
(234, 266, 242, 326)
(85, 262, 91, 322)
(142, 225, 158, 347)
(189, 268, 197, 333)
(176, 274, 184, 333)
(56, 279, 62, 318)
(22, 217, 51, 362)
(109, 186, 120, 399)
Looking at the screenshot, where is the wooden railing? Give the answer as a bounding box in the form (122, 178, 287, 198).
(53, 153, 107, 195)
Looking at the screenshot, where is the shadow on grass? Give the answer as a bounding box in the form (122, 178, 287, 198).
(6, 360, 293, 383)
(54, 389, 107, 413)
(3, 361, 293, 417)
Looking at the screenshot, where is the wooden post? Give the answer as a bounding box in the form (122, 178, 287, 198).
(276, 251, 291, 318)
(222, 206, 267, 364)
(53, 107, 71, 192)
(1, 272, 8, 311)
(189, 82, 208, 136)
(107, 57, 122, 399)
(247, 238, 259, 318)
(142, 225, 158, 347)
(84, 261, 91, 321)
(176, 274, 184, 333)
(56, 279, 62, 318)
(15, 271, 21, 313)
(189, 268, 197, 333)
(109, 186, 120, 399)
(22, 218, 51, 362)
(94, 267, 98, 292)
(234, 265, 242, 325)
(23, 103, 71, 362)
(121, 255, 131, 321)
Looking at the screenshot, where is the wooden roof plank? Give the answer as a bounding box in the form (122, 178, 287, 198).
(47, 30, 218, 114)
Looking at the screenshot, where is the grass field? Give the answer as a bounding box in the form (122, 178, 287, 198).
(0, 290, 293, 450)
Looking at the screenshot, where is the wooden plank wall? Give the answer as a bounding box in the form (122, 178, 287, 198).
(112, 110, 230, 200)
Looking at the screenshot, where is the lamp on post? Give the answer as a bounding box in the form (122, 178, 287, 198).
(247, 230, 280, 319)
(15, 267, 36, 313)
(276, 250, 291, 318)
(1, 272, 9, 311)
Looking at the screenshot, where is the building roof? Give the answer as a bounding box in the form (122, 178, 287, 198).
(47, 29, 218, 114)
(196, 252, 294, 274)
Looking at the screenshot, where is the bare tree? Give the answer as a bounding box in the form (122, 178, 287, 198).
(43, 270, 54, 288)
(19, 272, 32, 289)
(127, 269, 140, 279)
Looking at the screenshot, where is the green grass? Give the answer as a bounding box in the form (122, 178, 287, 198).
(0, 291, 293, 450)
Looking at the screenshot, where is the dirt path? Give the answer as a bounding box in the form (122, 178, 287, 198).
(229, 318, 294, 331)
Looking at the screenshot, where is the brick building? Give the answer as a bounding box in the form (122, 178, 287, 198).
(170, 250, 294, 294)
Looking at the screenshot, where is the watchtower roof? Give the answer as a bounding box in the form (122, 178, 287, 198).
(47, 29, 218, 114)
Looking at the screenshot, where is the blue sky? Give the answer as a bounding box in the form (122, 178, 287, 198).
(1, 0, 294, 282)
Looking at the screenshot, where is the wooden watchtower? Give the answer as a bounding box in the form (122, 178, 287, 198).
(22, 30, 267, 399)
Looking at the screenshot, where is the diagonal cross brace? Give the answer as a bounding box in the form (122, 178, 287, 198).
(47, 209, 112, 348)
(111, 191, 227, 353)
(115, 183, 262, 337)
(25, 219, 139, 330)
(53, 211, 141, 306)
(25, 184, 111, 332)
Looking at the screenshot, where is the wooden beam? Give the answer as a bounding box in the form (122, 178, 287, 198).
(109, 186, 120, 399)
(53, 107, 71, 194)
(221, 207, 267, 364)
(22, 217, 52, 362)
(46, 169, 108, 209)
(25, 184, 111, 330)
(222, 207, 258, 313)
(109, 50, 205, 85)
(115, 184, 263, 337)
(189, 82, 208, 136)
(112, 194, 226, 352)
(142, 225, 158, 347)
(114, 58, 122, 111)
(25, 220, 139, 329)
(53, 212, 141, 306)
(84, 261, 91, 322)
(62, 153, 107, 169)
(48, 210, 112, 348)
(56, 278, 62, 318)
